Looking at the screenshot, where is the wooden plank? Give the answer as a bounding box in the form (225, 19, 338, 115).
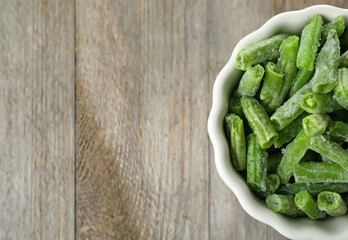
(75, 0, 210, 239)
(0, 0, 75, 239)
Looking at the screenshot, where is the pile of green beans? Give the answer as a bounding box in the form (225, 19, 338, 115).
(226, 15, 348, 220)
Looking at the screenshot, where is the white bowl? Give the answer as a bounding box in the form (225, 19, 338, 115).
(208, 5, 348, 240)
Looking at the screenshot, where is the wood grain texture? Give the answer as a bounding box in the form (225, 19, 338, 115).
(75, 0, 348, 239)
(75, 0, 210, 239)
(0, 0, 75, 239)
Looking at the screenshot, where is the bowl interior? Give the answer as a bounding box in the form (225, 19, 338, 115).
(208, 5, 348, 240)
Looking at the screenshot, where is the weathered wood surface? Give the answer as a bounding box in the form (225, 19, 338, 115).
(0, 0, 75, 239)
(2, 0, 348, 239)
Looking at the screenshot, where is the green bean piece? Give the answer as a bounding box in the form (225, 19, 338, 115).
(321, 154, 334, 163)
(317, 191, 347, 216)
(289, 69, 315, 97)
(309, 135, 348, 170)
(301, 92, 342, 114)
(236, 34, 290, 70)
(294, 162, 348, 183)
(297, 15, 323, 71)
(241, 97, 278, 149)
(246, 134, 267, 192)
(277, 130, 310, 184)
(266, 194, 304, 217)
(339, 51, 348, 68)
(295, 190, 326, 220)
(274, 113, 308, 148)
(224, 114, 247, 171)
(302, 114, 330, 137)
(270, 83, 312, 131)
(237, 64, 265, 97)
(263, 36, 299, 111)
(267, 152, 282, 173)
(258, 174, 281, 197)
(334, 68, 348, 110)
(277, 182, 348, 196)
(320, 15, 345, 46)
(311, 29, 340, 93)
(260, 62, 283, 101)
(327, 121, 348, 142)
(228, 93, 244, 117)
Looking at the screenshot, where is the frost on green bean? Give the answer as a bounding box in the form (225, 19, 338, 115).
(271, 83, 312, 131)
(311, 29, 340, 93)
(301, 92, 342, 114)
(236, 34, 289, 70)
(277, 130, 310, 184)
(294, 162, 348, 183)
(266, 194, 304, 217)
(309, 135, 348, 171)
(302, 114, 330, 137)
(317, 191, 347, 216)
(334, 68, 348, 110)
(297, 15, 323, 71)
(320, 15, 345, 46)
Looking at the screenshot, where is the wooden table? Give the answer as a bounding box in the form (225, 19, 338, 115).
(1, 0, 347, 239)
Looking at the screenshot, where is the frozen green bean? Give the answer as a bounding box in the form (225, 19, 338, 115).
(228, 93, 243, 117)
(258, 174, 281, 197)
(274, 112, 308, 148)
(297, 15, 323, 71)
(294, 162, 348, 183)
(260, 62, 283, 101)
(295, 190, 326, 219)
(224, 114, 247, 171)
(270, 83, 312, 131)
(289, 69, 315, 97)
(263, 36, 299, 111)
(237, 64, 265, 96)
(317, 191, 347, 216)
(309, 135, 348, 171)
(277, 182, 348, 196)
(302, 114, 330, 137)
(339, 50, 348, 68)
(320, 15, 345, 46)
(246, 134, 267, 192)
(277, 130, 310, 184)
(301, 92, 342, 113)
(327, 121, 348, 142)
(241, 97, 278, 149)
(236, 34, 290, 70)
(266, 194, 304, 217)
(334, 68, 348, 110)
(311, 29, 340, 93)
